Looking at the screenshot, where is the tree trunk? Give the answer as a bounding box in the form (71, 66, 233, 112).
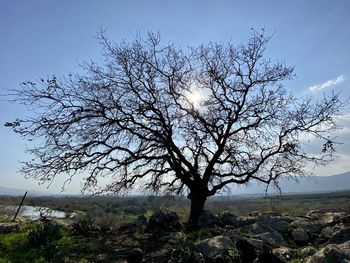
(188, 192, 207, 226)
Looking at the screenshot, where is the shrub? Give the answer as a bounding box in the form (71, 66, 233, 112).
(28, 223, 62, 247)
(72, 217, 96, 235)
(27, 223, 63, 262)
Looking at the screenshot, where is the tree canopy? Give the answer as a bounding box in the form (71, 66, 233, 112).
(7, 31, 344, 224)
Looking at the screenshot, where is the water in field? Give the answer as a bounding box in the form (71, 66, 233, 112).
(0, 205, 73, 220)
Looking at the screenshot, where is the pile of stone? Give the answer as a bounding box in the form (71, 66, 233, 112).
(143, 208, 350, 262)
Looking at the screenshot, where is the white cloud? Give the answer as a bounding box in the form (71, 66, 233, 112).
(309, 75, 345, 92)
(308, 153, 350, 176)
(335, 113, 350, 121)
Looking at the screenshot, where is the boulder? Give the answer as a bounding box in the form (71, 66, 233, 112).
(269, 220, 291, 234)
(338, 241, 350, 259)
(234, 238, 259, 262)
(113, 248, 143, 263)
(146, 208, 182, 232)
(329, 227, 350, 244)
(256, 247, 285, 263)
(320, 225, 342, 241)
(272, 247, 293, 261)
(238, 222, 266, 235)
(218, 211, 238, 227)
(197, 210, 220, 228)
(257, 230, 288, 248)
(291, 219, 323, 236)
(0, 222, 20, 233)
(228, 233, 264, 249)
(301, 246, 318, 258)
(306, 211, 346, 226)
(255, 215, 293, 232)
(229, 234, 286, 262)
(322, 212, 344, 226)
(341, 215, 350, 225)
(235, 216, 257, 227)
(194, 235, 233, 258)
(127, 248, 143, 263)
(249, 211, 263, 217)
(98, 224, 112, 233)
(307, 241, 350, 263)
(292, 227, 310, 244)
(135, 215, 148, 226)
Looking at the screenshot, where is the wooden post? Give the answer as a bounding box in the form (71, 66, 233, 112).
(13, 191, 27, 222)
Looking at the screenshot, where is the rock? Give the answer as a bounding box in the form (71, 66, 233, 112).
(235, 238, 258, 262)
(228, 234, 285, 262)
(306, 211, 346, 226)
(329, 227, 350, 244)
(158, 232, 182, 243)
(256, 247, 285, 263)
(322, 212, 343, 225)
(98, 224, 112, 233)
(197, 210, 220, 228)
(341, 215, 350, 225)
(304, 223, 325, 235)
(320, 225, 342, 241)
(291, 219, 323, 236)
(146, 208, 182, 232)
(338, 241, 350, 259)
(269, 220, 291, 234)
(301, 246, 318, 258)
(0, 222, 20, 233)
(253, 214, 294, 234)
(126, 248, 143, 263)
(218, 211, 238, 227)
(238, 222, 266, 235)
(195, 235, 233, 258)
(292, 227, 310, 244)
(249, 211, 263, 217)
(236, 216, 257, 227)
(135, 215, 147, 224)
(117, 223, 139, 234)
(272, 247, 293, 261)
(228, 233, 264, 249)
(257, 231, 288, 248)
(307, 241, 350, 263)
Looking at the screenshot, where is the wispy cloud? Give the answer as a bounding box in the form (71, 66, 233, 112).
(335, 114, 350, 121)
(309, 75, 345, 92)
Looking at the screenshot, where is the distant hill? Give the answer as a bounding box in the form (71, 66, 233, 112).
(280, 171, 350, 193)
(0, 186, 56, 196)
(1, 171, 350, 196)
(231, 171, 350, 195)
(0, 186, 28, 196)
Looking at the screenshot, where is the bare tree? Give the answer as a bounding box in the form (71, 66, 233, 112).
(6, 31, 344, 225)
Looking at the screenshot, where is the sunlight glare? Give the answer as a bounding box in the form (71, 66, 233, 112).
(186, 90, 203, 108)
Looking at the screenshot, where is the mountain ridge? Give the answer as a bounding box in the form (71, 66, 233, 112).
(1, 171, 350, 196)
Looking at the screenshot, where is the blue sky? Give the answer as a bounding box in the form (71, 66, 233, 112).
(0, 0, 349, 194)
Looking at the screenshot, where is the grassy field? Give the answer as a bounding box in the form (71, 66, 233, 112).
(1, 190, 350, 225)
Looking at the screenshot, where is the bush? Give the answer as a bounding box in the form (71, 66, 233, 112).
(28, 223, 62, 247)
(72, 217, 96, 235)
(27, 223, 63, 262)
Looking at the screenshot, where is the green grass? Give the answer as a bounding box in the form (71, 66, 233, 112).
(0, 230, 45, 263)
(0, 221, 107, 263)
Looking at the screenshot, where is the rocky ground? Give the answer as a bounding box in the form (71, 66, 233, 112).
(1, 208, 350, 262)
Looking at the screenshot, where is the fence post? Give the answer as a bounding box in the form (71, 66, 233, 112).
(13, 191, 28, 222)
